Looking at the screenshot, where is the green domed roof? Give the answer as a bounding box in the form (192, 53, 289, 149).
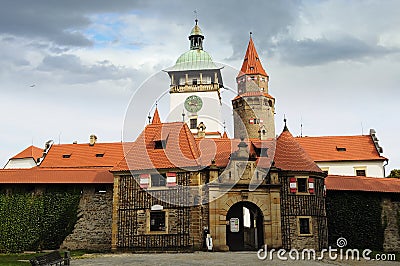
(166, 49, 220, 71)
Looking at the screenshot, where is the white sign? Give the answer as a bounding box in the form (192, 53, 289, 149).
(151, 204, 163, 211)
(230, 218, 239, 233)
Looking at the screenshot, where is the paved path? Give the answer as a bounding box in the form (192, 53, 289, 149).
(72, 251, 400, 266)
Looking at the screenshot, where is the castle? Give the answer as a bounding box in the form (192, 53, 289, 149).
(1, 21, 399, 253)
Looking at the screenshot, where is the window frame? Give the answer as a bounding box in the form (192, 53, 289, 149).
(150, 173, 167, 187)
(190, 118, 197, 129)
(146, 210, 169, 234)
(297, 178, 308, 193)
(297, 216, 313, 236)
(354, 167, 367, 177)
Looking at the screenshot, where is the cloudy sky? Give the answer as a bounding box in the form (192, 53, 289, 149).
(1, 0, 399, 173)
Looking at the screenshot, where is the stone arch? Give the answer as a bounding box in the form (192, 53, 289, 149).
(226, 200, 265, 250)
(221, 196, 268, 219)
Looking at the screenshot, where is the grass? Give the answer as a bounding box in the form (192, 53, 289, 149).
(0, 250, 95, 265)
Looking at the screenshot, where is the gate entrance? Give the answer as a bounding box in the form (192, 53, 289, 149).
(226, 201, 264, 251)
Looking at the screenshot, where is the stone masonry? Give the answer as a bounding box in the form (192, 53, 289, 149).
(62, 185, 113, 251)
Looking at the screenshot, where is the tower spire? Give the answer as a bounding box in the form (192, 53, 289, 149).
(238, 34, 268, 77)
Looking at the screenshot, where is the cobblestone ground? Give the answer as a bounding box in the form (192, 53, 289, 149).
(72, 251, 400, 266)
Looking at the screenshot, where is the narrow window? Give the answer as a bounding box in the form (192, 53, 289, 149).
(356, 169, 366, 176)
(150, 211, 166, 231)
(192, 78, 198, 85)
(299, 218, 311, 235)
(297, 178, 308, 193)
(190, 118, 197, 129)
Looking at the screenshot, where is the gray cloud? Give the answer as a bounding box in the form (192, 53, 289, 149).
(0, 0, 142, 47)
(37, 54, 134, 84)
(276, 36, 400, 66)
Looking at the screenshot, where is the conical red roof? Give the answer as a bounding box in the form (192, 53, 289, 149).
(274, 127, 322, 173)
(151, 107, 161, 124)
(238, 36, 268, 77)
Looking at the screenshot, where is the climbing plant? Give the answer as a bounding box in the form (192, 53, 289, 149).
(0, 188, 80, 253)
(326, 191, 384, 251)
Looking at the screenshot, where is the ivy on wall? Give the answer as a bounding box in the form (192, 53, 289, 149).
(0, 188, 80, 253)
(326, 191, 384, 251)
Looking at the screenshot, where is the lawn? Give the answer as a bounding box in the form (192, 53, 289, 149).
(0, 250, 88, 265)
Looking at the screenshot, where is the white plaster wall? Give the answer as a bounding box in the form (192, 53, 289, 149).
(4, 158, 37, 169)
(169, 91, 222, 133)
(317, 160, 385, 177)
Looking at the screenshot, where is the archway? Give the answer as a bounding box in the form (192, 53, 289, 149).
(226, 201, 264, 251)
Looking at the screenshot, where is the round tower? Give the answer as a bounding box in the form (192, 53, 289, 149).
(232, 34, 275, 139)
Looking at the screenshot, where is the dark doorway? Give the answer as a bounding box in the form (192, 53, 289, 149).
(226, 201, 264, 251)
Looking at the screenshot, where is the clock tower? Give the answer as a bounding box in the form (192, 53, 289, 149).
(165, 20, 224, 135)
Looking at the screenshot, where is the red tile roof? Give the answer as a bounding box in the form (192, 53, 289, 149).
(112, 122, 201, 172)
(39, 142, 124, 168)
(274, 128, 322, 173)
(237, 36, 268, 77)
(0, 168, 113, 184)
(196, 138, 274, 169)
(11, 145, 43, 160)
(151, 107, 161, 124)
(232, 91, 274, 101)
(296, 135, 386, 162)
(326, 175, 400, 193)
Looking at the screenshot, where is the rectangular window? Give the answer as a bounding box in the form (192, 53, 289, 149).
(356, 169, 366, 176)
(151, 174, 166, 187)
(299, 217, 311, 235)
(297, 178, 308, 193)
(190, 118, 197, 129)
(192, 78, 198, 85)
(150, 211, 166, 231)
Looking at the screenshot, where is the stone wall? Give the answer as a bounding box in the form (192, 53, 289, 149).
(287, 216, 320, 250)
(382, 197, 400, 252)
(62, 185, 113, 251)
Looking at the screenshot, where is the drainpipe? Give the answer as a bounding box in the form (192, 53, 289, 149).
(383, 159, 389, 177)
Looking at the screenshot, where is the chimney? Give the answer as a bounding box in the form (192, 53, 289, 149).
(89, 135, 97, 146)
(197, 122, 206, 138)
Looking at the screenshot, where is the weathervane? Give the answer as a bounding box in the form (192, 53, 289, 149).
(194, 10, 198, 24)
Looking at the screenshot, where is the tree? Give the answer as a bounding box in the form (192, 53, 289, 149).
(387, 169, 400, 178)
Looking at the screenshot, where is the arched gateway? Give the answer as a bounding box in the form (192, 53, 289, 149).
(226, 201, 264, 251)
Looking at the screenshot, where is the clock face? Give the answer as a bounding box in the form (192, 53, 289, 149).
(184, 95, 203, 113)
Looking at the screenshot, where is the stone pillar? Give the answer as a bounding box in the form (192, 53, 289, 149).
(269, 190, 282, 248)
(208, 187, 229, 251)
(111, 175, 120, 252)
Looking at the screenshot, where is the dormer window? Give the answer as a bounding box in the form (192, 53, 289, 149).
(62, 154, 71, 158)
(154, 140, 166, 149)
(336, 146, 346, 152)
